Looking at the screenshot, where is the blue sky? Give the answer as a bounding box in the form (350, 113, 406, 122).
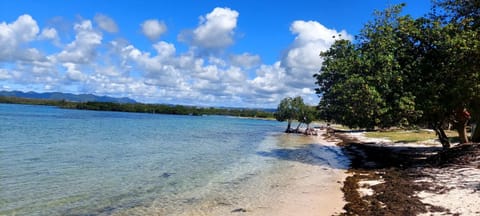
(0, 0, 431, 108)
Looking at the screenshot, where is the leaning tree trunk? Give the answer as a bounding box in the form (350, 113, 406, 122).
(433, 123, 450, 149)
(295, 122, 302, 133)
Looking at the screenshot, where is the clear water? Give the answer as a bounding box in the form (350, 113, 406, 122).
(0, 104, 287, 215)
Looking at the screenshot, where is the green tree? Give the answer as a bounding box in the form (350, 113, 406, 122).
(315, 2, 480, 148)
(315, 5, 419, 130)
(409, 0, 480, 145)
(274, 96, 307, 133)
(298, 105, 317, 131)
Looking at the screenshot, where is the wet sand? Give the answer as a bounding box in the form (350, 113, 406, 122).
(112, 131, 350, 216)
(180, 131, 350, 216)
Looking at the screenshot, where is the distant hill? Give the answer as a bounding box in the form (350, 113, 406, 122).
(0, 91, 136, 103)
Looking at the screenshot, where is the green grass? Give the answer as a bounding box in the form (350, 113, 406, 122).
(365, 130, 459, 143)
(331, 124, 355, 130)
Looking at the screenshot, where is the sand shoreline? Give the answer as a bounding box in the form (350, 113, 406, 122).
(174, 131, 350, 216)
(246, 133, 349, 216)
(112, 131, 350, 216)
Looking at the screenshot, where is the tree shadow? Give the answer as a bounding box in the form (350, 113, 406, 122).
(256, 144, 350, 170)
(342, 141, 444, 170)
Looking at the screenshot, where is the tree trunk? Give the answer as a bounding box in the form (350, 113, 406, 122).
(472, 123, 480, 142)
(285, 120, 292, 133)
(433, 123, 450, 149)
(455, 122, 469, 144)
(296, 122, 302, 132)
(304, 123, 311, 135)
(454, 107, 470, 144)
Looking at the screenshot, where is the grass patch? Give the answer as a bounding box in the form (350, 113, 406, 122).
(331, 124, 356, 130)
(365, 130, 458, 143)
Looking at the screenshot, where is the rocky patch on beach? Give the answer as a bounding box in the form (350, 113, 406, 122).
(334, 133, 480, 215)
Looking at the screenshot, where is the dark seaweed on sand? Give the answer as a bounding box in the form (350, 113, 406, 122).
(334, 133, 480, 216)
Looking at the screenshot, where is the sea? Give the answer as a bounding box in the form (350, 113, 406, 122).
(0, 103, 347, 215)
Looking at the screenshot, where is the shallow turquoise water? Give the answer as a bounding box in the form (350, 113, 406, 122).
(0, 104, 284, 215)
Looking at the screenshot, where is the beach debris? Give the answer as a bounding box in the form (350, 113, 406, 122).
(231, 208, 247, 213)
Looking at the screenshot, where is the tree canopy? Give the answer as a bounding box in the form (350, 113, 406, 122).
(275, 96, 317, 133)
(314, 1, 480, 148)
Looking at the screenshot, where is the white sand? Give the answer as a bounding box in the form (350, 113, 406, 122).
(417, 167, 480, 216)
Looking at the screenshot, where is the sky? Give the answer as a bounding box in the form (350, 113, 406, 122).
(0, 0, 432, 108)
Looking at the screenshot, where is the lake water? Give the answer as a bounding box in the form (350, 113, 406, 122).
(0, 103, 346, 215)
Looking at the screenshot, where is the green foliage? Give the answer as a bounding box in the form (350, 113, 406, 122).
(314, 1, 480, 146)
(298, 105, 317, 125)
(274, 96, 317, 132)
(315, 5, 420, 129)
(315, 2, 479, 133)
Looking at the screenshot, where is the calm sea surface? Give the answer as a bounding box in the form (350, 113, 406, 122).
(0, 103, 289, 215)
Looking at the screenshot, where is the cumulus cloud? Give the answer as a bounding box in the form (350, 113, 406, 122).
(39, 27, 58, 40)
(280, 20, 351, 88)
(141, 19, 167, 41)
(0, 11, 353, 108)
(94, 13, 119, 33)
(0, 14, 40, 61)
(230, 53, 261, 69)
(56, 20, 102, 64)
(0, 69, 11, 80)
(179, 7, 238, 53)
(63, 62, 86, 81)
(153, 41, 176, 58)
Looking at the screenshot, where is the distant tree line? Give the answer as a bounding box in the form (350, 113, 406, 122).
(0, 96, 274, 118)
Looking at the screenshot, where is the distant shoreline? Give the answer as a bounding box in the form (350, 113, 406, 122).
(0, 96, 275, 119)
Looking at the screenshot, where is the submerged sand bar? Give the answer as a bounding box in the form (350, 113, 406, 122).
(111, 130, 350, 216)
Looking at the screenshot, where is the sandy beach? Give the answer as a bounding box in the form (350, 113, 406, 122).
(245, 133, 349, 216)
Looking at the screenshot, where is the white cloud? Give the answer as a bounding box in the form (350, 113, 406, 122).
(9, 14, 39, 42)
(280, 20, 351, 89)
(0, 69, 11, 80)
(249, 62, 287, 95)
(230, 53, 261, 69)
(0, 11, 353, 108)
(141, 19, 167, 41)
(0, 14, 40, 61)
(56, 20, 102, 64)
(180, 7, 239, 53)
(63, 62, 86, 81)
(94, 14, 119, 33)
(153, 41, 176, 58)
(39, 27, 58, 40)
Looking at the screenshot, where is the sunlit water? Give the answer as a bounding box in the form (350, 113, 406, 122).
(0, 104, 347, 215)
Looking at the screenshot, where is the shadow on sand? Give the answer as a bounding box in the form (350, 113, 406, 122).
(256, 144, 350, 170)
